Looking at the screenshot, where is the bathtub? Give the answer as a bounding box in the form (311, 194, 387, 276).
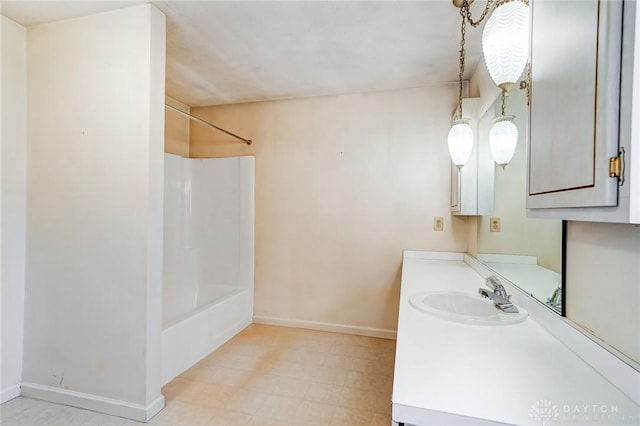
(161, 154, 255, 385)
(161, 285, 253, 385)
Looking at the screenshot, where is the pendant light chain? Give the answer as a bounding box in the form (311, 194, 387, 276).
(501, 91, 507, 116)
(456, 0, 496, 120)
(463, 0, 494, 28)
(456, 4, 468, 120)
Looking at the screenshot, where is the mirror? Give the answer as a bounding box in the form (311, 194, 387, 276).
(476, 86, 564, 314)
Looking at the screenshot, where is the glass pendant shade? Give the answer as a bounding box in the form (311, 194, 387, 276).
(482, 0, 530, 92)
(489, 115, 518, 168)
(448, 119, 474, 169)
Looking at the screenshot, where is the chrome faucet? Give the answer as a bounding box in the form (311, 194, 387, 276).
(547, 286, 562, 310)
(478, 276, 519, 313)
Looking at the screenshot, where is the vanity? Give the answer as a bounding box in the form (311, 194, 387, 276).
(391, 251, 640, 426)
(394, 1, 640, 423)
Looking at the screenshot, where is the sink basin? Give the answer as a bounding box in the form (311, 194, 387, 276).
(409, 291, 528, 326)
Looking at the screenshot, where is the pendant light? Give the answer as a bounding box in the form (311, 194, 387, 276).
(447, 3, 474, 169)
(482, 0, 530, 93)
(449, 0, 529, 169)
(448, 119, 474, 169)
(489, 93, 518, 168)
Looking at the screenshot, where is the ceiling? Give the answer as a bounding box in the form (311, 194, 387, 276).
(1, 1, 486, 107)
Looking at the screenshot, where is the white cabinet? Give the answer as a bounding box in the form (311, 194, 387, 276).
(527, 0, 639, 223)
(451, 97, 495, 216)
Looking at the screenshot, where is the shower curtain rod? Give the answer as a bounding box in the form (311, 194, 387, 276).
(165, 104, 252, 145)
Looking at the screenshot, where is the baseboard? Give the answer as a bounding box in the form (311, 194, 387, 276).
(253, 316, 397, 340)
(145, 394, 165, 421)
(20, 382, 165, 422)
(1, 384, 21, 404)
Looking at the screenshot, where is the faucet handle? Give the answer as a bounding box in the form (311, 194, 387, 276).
(485, 276, 501, 290)
(486, 276, 510, 300)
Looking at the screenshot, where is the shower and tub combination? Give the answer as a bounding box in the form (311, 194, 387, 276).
(161, 153, 255, 385)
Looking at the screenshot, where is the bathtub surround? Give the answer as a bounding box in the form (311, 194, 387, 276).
(16, 5, 166, 421)
(189, 84, 468, 337)
(162, 154, 255, 384)
(1, 15, 28, 404)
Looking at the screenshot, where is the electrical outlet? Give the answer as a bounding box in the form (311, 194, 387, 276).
(490, 217, 501, 232)
(434, 217, 444, 231)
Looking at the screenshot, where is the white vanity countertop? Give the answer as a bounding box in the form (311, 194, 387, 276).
(392, 253, 639, 426)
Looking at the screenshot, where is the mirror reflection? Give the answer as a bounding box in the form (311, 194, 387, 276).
(476, 85, 564, 313)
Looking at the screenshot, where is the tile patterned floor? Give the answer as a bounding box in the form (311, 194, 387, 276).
(1, 324, 396, 425)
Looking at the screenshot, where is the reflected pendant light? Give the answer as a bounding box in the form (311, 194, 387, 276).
(489, 93, 518, 168)
(489, 116, 518, 168)
(482, 0, 530, 93)
(448, 2, 474, 169)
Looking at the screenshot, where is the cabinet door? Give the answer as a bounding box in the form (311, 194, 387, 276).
(527, 0, 623, 209)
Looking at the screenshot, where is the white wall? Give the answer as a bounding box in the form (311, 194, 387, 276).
(190, 84, 468, 335)
(566, 222, 640, 364)
(1, 15, 27, 403)
(21, 5, 166, 420)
